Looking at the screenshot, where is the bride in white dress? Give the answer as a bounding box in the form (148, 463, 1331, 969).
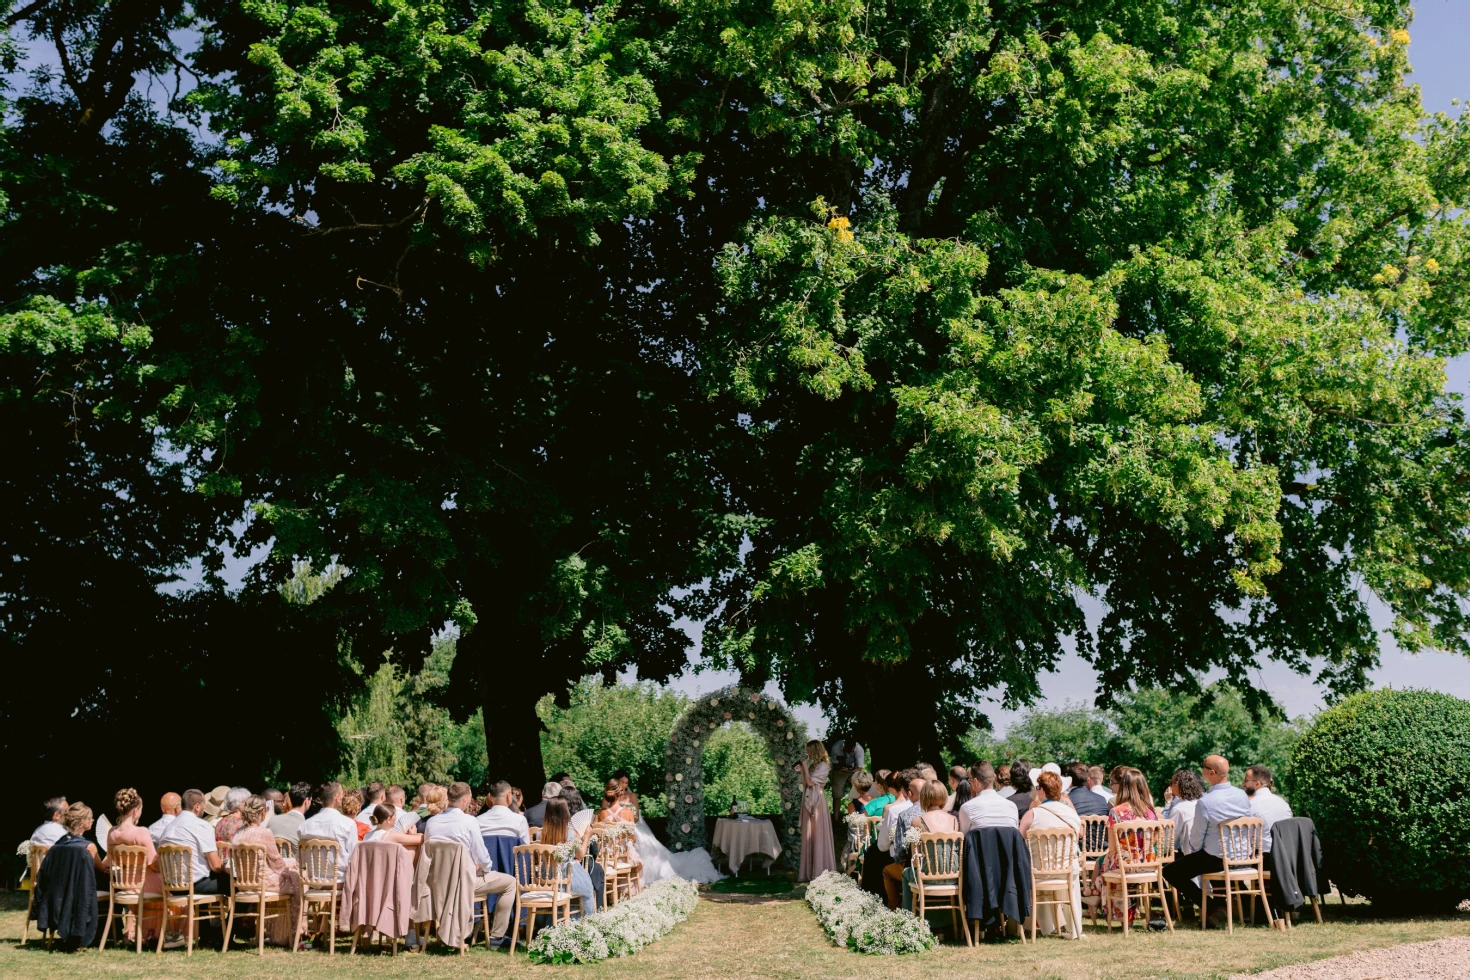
(601, 779, 725, 884)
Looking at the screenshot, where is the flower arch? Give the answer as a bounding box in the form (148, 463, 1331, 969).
(663, 684, 809, 867)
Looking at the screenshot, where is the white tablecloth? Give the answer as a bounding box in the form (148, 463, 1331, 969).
(711, 817, 781, 875)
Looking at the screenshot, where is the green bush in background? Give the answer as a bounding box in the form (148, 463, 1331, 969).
(1291, 689, 1470, 912)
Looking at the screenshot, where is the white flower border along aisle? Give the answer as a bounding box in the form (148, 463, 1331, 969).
(805, 871, 937, 955)
(525, 877, 700, 964)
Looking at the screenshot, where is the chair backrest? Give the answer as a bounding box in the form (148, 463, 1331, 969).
(157, 844, 197, 892)
(913, 832, 964, 883)
(109, 844, 150, 892)
(866, 815, 882, 842)
(589, 822, 629, 870)
(28, 844, 49, 882)
(230, 842, 267, 891)
(1218, 817, 1265, 868)
(275, 837, 297, 860)
(528, 826, 542, 842)
(297, 838, 340, 888)
(1026, 827, 1079, 874)
(217, 840, 232, 874)
(1108, 819, 1168, 871)
(1079, 814, 1109, 858)
(513, 844, 570, 893)
(1158, 819, 1177, 862)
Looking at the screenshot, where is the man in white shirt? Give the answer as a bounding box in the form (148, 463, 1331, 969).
(476, 781, 530, 843)
(875, 770, 913, 854)
(387, 785, 419, 832)
(269, 782, 312, 842)
(30, 797, 68, 847)
(354, 782, 387, 831)
(298, 781, 358, 881)
(1087, 766, 1115, 804)
(427, 782, 518, 947)
(148, 792, 182, 843)
(1244, 765, 1293, 854)
(158, 788, 228, 893)
(958, 763, 1020, 832)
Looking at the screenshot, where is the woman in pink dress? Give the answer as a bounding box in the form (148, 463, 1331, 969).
(797, 739, 837, 881)
(106, 787, 163, 943)
(231, 795, 302, 946)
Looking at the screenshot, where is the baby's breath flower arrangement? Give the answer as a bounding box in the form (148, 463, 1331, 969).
(805, 871, 936, 954)
(527, 877, 699, 964)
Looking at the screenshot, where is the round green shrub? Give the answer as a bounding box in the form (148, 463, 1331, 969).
(1291, 688, 1470, 912)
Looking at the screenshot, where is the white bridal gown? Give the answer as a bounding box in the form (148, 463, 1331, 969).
(633, 816, 726, 884)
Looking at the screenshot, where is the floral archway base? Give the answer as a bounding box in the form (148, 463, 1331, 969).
(664, 684, 809, 868)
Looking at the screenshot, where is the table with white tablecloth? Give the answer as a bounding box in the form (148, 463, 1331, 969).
(711, 816, 782, 875)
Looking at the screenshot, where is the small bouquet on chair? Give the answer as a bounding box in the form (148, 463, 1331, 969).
(552, 841, 579, 864)
(902, 827, 924, 849)
(845, 811, 870, 839)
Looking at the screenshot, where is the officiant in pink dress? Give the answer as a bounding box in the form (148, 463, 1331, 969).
(797, 740, 837, 881)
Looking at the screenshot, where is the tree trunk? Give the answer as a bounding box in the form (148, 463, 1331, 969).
(847, 658, 945, 771)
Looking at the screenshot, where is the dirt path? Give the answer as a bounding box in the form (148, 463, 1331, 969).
(1231, 936, 1470, 980)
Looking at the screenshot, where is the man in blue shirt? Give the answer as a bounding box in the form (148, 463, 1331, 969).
(1163, 755, 1251, 913)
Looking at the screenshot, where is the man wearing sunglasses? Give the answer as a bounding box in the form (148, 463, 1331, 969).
(1163, 754, 1251, 917)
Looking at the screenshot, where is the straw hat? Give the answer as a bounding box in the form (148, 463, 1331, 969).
(203, 785, 230, 820)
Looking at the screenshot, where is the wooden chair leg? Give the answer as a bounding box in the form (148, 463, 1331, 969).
(1260, 879, 1276, 930)
(508, 896, 520, 956)
(99, 894, 115, 948)
(1224, 878, 1234, 935)
(1201, 883, 1209, 930)
(1311, 896, 1323, 924)
(222, 896, 236, 950)
(328, 891, 337, 955)
(259, 901, 268, 956)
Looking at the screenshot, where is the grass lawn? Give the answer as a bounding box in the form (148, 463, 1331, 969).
(3, 886, 1468, 980)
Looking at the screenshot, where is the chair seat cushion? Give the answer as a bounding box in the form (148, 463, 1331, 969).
(519, 890, 574, 904)
(230, 892, 282, 903)
(1102, 870, 1163, 883)
(164, 894, 220, 905)
(1203, 870, 1264, 881)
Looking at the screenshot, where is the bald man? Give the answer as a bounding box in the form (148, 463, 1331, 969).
(1163, 754, 1251, 912)
(149, 792, 182, 843)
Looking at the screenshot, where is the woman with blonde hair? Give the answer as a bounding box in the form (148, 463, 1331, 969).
(230, 795, 301, 946)
(106, 788, 162, 942)
(797, 739, 836, 881)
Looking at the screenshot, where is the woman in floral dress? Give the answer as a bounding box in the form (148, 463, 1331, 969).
(1085, 768, 1159, 925)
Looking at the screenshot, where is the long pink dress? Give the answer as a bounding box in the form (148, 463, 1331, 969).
(106, 823, 162, 941)
(798, 761, 837, 882)
(232, 825, 302, 946)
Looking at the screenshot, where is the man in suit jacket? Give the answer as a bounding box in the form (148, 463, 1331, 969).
(523, 781, 562, 828)
(1067, 763, 1109, 816)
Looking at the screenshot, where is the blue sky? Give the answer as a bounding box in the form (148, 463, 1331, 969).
(665, 2, 1470, 736)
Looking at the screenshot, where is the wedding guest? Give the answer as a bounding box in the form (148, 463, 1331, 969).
(340, 789, 370, 841)
(1085, 768, 1158, 925)
(950, 772, 975, 816)
(364, 804, 423, 850)
(875, 770, 915, 855)
(387, 785, 419, 832)
(354, 783, 386, 832)
(1088, 766, 1115, 804)
(995, 765, 1015, 799)
(31, 797, 69, 847)
(510, 786, 525, 813)
(864, 773, 896, 817)
(477, 781, 531, 842)
(213, 787, 251, 843)
(1164, 756, 1250, 914)
(202, 786, 230, 825)
(900, 780, 960, 911)
(944, 766, 968, 812)
(424, 782, 517, 947)
(1244, 765, 1292, 854)
(881, 774, 927, 908)
(958, 762, 1018, 832)
(55, 802, 109, 882)
(231, 795, 302, 945)
(1165, 768, 1204, 853)
(1067, 762, 1107, 816)
(1037, 762, 1069, 794)
(1021, 771, 1083, 938)
(525, 782, 562, 828)
(565, 788, 594, 838)
(262, 788, 285, 816)
(107, 788, 162, 942)
(797, 739, 837, 882)
(539, 799, 597, 914)
(269, 782, 312, 843)
(1009, 763, 1035, 821)
(158, 789, 228, 893)
(149, 793, 182, 843)
(297, 781, 358, 881)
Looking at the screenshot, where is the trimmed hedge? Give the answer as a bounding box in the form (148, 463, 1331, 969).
(1291, 689, 1470, 911)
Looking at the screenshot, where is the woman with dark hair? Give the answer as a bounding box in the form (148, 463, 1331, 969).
(542, 798, 598, 913)
(949, 772, 975, 815)
(1165, 768, 1205, 854)
(1085, 769, 1159, 924)
(1009, 763, 1035, 821)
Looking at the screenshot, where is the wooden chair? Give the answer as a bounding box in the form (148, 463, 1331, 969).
(223, 842, 284, 955)
(156, 844, 224, 956)
(417, 839, 473, 955)
(1158, 819, 1182, 921)
(1261, 870, 1323, 929)
(293, 838, 342, 954)
(1079, 815, 1108, 926)
(21, 844, 48, 946)
(507, 844, 581, 955)
(98, 844, 158, 952)
(275, 837, 297, 860)
(590, 823, 637, 907)
(912, 832, 970, 946)
(1201, 817, 1273, 933)
(1026, 827, 1080, 941)
(1098, 820, 1173, 936)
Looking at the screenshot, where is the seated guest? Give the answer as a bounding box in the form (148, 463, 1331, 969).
(340, 789, 370, 841)
(425, 782, 517, 947)
(1020, 771, 1083, 938)
(262, 788, 285, 816)
(1088, 766, 1115, 804)
(31, 797, 69, 847)
(995, 765, 1014, 799)
(950, 772, 975, 816)
(1163, 755, 1251, 915)
(864, 773, 896, 817)
(38, 802, 110, 945)
(213, 787, 251, 843)
(565, 788, 595, 838)
(269, 782, 312, 842)
(477, 781, 531, 842)
(1067, 762, 1107, 816)
(1244, 764, 1292, 854)
(881, 773, 927, 909)
(62, 802, 110, 880)
(875, 770, 915, 856)
(1165, 768, 1204, 853)
(1085, 768, 1157, 924)
(364, 803, 423, 849)
(944, 766, 968, 812)
(387, 785, 419, 832)
(158, 788, 228, 893)
(958, 762, 1019, 833)
(297, 781, 358, 881)
(1008, 763, 1035, 821)
(1037, 762, 1068, 794)
(846, 771, 876, 814)
(354, 783, 386, 832)
(525, 781, 562, 828)
(232, 795, 302, 945)
(149, 793, 182, 843)
(107, 788, 162, 943)
(541, 798, 598, 913)
(511, 786, 525, 813)
(900, 780, 960, 911)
